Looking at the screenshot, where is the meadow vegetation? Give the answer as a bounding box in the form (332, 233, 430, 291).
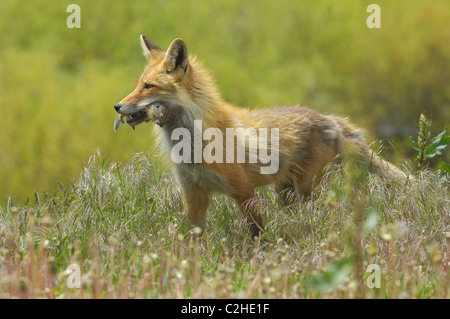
(0, 151, 448, 298)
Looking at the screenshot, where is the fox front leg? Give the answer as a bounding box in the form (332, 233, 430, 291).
(181, 184, 210, 238)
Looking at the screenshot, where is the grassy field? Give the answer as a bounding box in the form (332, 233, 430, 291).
(0, 151, 448, 298)
(0, 0, 449, 200)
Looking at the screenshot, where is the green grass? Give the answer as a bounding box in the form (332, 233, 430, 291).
(0, 151, 448, 298)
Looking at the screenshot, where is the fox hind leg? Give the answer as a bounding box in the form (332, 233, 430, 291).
(274, 181, 297, 206)
(293, 132, 337, 199)
(229, 183, 264, 238)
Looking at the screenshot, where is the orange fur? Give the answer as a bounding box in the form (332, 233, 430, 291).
(114, 37, 408, 238)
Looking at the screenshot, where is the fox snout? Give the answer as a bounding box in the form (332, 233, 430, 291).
(113, 102, 140, 115)
(114, 102, 138, 114)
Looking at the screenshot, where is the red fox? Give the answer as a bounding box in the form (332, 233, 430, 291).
(114, 36, 407, 238)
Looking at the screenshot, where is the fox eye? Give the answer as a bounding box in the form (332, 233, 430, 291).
(143, 83, 155, 89)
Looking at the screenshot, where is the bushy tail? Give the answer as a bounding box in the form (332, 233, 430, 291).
(363, 148, 407, 181)
(332, 116, 408, 181)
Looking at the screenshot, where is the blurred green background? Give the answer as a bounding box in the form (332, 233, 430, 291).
(0, 0, 449, 202)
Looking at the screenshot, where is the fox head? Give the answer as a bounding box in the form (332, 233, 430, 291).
(114, 36, 195, 126)
(115, 36, 223, 131)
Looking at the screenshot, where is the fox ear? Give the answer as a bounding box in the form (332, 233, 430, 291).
(164, 38, 189, 73)
(140, 35, 164, 61)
